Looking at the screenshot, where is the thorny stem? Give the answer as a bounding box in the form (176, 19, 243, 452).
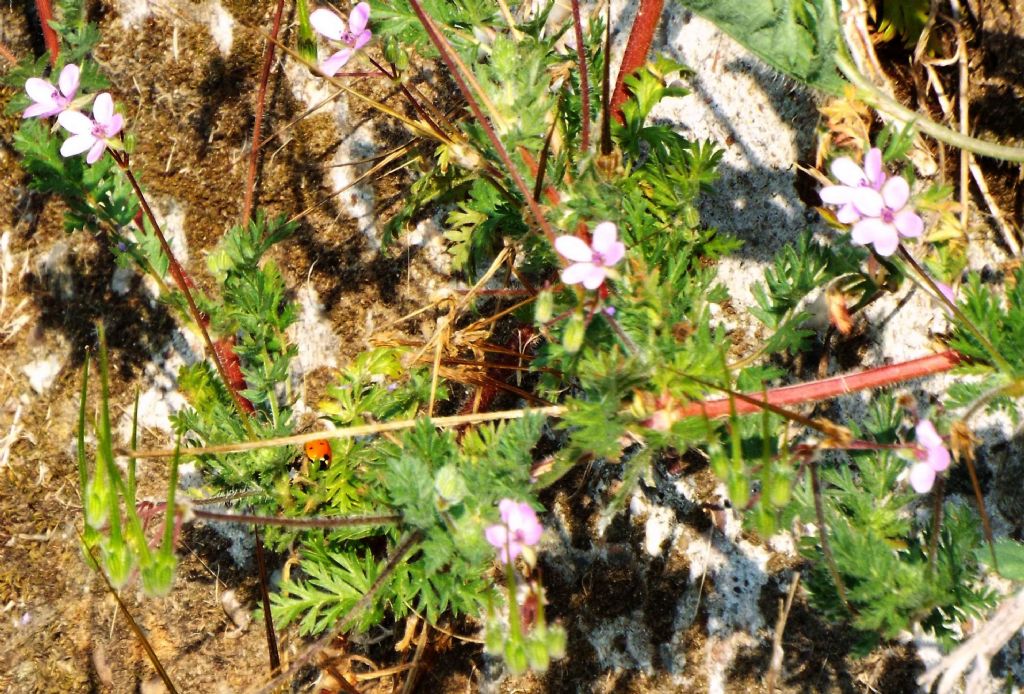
(898, 245, 1013, 374)
(810, 463, 852, 613)
(835, 52, 1024, 162)
(34, 0, 59, 66)
(112, 152, 256, 436)
(241, 0, 286, 227)
(610, 0, 664, 123)
(405, 0, 562, 249)
(570, 0, 591, 152)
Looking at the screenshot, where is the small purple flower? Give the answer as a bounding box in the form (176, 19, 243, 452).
(908, 419, 951, 493)
(485, 499, 543, 564)
(23, 64, 80, 119)
(848, 176, 924, 256)
(57, 93, 125, 164)
(934, 280, 956, 305)
(554, 222, 626, 290)
(819, 148, 886, 224)
(310, 3, 372, 76)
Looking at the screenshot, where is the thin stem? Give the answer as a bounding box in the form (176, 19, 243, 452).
(570, 0, 591, 152)
(405, 0, 562, 248)
(241, 0, 286, 227)
(366, 55, 453, 143)
(253, 526, 281, 673)
(113, 153, 256, 435)
(128, 405, 567, 459)
(249, 532, 423, 694)
(810, 464, 852, 613)
(898, 246, 1013, 374)
(835, 52, 1024, 162)
(191, 508, 401, 529)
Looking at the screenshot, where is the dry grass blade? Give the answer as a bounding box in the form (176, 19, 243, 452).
(0, 232, 29, 345)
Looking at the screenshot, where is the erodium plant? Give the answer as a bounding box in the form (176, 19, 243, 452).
(8, 0, 1024, 687)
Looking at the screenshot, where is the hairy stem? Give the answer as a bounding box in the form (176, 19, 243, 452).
(835, 52, 1024, 162)
(570, 0, 591, 151)
(610, 0, 664, 123)
(34, 0, 59, 65)
(113, 152, 255, 435)
(241, 0, 285, 227)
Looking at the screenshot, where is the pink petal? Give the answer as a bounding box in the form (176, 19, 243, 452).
(829, 157, 865, 187)
(92, 93, 114, 124)
(23, 102, 59, 119)
(351, 29, 372, 51)
(320, 49, 353, 76)
(580, 266, 608, 290)
(86, 140, 107, 164)
(819, 184, 856, 205)
(864, 148, 883, 186)
(57, 110, 94, 136)
(849, 187, 883, 217)
(909, 462, 936, 493)
(310, 8, 345, 40)
(935, 281, 956, 304)
(915, 420, 943, 449)
(881, 175, 909, 210)
(851, 218, 898, 256)
(60, 133, 97, 157)
(58, 64, 80, 99)
(928, 444, 951, 472)
(554, 235, 593, 263)
(565, 262, 602, 286)
(590, 222, 618, 253)
(893, 209, 923, 238)
(484, 523, 508, 549)
(105, 113, 125, 138)
(24, 77, 57, 105)
(560, 262, 596, 286)
(348, 2, 371, 34)
(835, 203, 861, 224)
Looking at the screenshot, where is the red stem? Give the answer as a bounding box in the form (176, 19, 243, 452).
(115, 153, 256, 432)
(241, 0, 286, 227)
(570, 0, 591, 151)
(610, 0, 664, 124)
(34, 0, 59, 65)
(678, 350, 964, 419)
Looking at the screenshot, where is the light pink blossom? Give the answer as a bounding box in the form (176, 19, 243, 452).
(57, 93, 125, 164)
(484, 499, 543, 564)
(310, 3, 372, 76)
(908, 419, 952, 493)
(848, 176, 924, 256)
(819, 148, 886, 224)
(23, 64, 80, 119)
(554, 222, 626, 290)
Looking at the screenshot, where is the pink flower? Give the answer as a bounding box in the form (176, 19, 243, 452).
(819, 148, 886, 224)
(23, 64, 80, 119)
(57, 93, 125, 164)
(554, 222, 626, 290)
(484, 499, 543, 564)
(908, 419, 952, 493)
(310, 3, 372, 76)
(848, 176, 924, 256)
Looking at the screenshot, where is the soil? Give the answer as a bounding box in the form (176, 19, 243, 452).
(1, 1, 1023, 693)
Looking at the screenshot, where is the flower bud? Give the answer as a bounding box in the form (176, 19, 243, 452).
(562, 313, 585, 353)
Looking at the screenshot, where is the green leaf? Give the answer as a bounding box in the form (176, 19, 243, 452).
(676, 0, 847, 94)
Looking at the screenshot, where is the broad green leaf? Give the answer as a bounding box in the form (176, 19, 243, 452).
(676, 0, 847, 94)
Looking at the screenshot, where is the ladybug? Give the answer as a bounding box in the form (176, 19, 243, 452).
(304, 439, 333, 468)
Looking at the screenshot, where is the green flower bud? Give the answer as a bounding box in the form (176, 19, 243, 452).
(535, 289, 554, 324)
(727, 473, 750, 509)
(525, 637, 551, 671)
(504, 639, 528, 676)
(562, 313, 585, 354)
